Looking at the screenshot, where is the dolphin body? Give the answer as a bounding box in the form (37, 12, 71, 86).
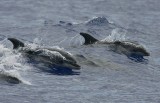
(80, 32, 150, 59)
(0, 71, 21, 84)
(8, 38, 80, 70)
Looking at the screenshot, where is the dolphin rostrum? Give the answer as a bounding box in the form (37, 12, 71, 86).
(8, 38, 80, 70)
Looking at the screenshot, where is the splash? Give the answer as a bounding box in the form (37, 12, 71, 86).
(33, 38, 42, 45)
(102, 28, 127, 42)
(0, 41, 31, 85)
(69, 34, 84, 47)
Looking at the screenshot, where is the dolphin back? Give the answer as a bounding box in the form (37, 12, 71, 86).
(80, 32, 98, 45)
(8, 38, 24, 49)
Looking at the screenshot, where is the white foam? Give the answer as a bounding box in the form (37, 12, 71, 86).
(102, 28, 127, 42)
(0, 43, 31, 85)
(33, 38, 42, 45)
(69, 34, 84, 47)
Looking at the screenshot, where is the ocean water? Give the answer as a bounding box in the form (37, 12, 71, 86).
(0, 0, 160, 103)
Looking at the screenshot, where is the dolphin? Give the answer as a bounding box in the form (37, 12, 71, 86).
(80, 32, 150, 58)
(8, 38, 80, 70)
(0, 71, 21, 84)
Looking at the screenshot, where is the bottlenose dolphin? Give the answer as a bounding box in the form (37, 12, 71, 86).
(80, 32, 150, 58)
(8, 38, 80, 70)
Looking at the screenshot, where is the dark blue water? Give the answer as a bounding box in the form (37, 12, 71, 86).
(0, 0, 160, 103)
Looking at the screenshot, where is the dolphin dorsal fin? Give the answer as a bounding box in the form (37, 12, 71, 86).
(8, 38, 24, 49)
(80, 32, 98, 45)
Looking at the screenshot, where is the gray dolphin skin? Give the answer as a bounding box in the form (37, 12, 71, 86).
(8, 38, 80, 70)
(0, 72, 21, 84)
(80, 32, 150, 57)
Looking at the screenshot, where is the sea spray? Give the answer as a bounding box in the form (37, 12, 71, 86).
(102, 28, 127, 42)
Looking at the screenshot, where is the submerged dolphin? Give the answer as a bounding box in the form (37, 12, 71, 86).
(80, 32, 150, 58)
(8, 38, 80, 70)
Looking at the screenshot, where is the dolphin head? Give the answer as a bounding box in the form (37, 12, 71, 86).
(60, 60, 81, 70)
(132, 47, 150, 56)
(0, 73, 22, 84)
